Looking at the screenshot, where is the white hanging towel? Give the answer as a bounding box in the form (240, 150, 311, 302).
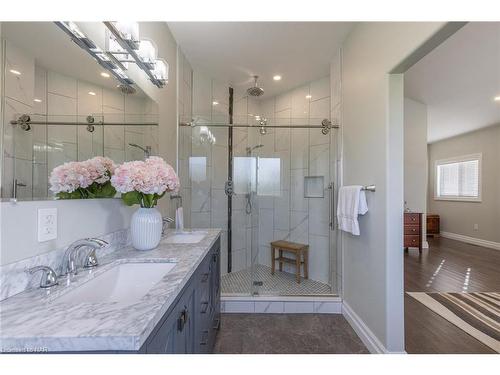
(337, 185, 368, 236)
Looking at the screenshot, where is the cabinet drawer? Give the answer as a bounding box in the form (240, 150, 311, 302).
(404, 235, 421, 248)
(404, 213, 420, 224)
(404, 225, 420, 235)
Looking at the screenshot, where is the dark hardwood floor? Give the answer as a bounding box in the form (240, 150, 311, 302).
(404, 236, 500, 353)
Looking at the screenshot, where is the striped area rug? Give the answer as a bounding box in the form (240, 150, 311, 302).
(407, 292, 500, 353)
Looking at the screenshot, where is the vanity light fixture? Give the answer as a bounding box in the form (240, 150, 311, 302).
(100, 72, 110, 78)
(103, 21, 168, 88)
(88, 91, 97, 96)
(273, 75, 282, 81)
(54, 21, 134, 89)
(9, 69, 21, 75)
(33, 98, 42, 103)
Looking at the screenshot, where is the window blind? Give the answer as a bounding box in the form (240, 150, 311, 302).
(436, 158, 479, 199)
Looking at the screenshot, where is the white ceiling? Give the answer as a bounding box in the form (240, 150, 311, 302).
(405, 22, 500, 143)
(168, 22, 355, 98)
(2, 22, 147, 97)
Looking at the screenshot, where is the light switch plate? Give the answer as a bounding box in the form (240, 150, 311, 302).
(38, 208, 57, 242)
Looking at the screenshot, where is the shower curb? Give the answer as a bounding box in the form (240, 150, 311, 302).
(221, 295, 342, 314)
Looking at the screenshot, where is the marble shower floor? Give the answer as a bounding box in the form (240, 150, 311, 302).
(221, 264, 333, 296)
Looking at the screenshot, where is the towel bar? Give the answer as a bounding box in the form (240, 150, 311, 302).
(361, 185, 376, 192)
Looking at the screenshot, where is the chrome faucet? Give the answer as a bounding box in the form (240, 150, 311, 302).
(27, 266, 58, 288)
(162, 217, 174, 235)
(60, 238, 108, 276)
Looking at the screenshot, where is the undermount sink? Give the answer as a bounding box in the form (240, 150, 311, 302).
(163, 231, 207, 244)
(56, 262, 176, 305)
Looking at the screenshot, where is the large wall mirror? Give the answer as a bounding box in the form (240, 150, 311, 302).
(1, 22, 159, 201)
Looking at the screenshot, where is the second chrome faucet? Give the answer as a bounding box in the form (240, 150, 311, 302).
(60, 238, 108, 276)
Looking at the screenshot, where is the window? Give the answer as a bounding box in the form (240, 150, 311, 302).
(435, 154, 481, 202)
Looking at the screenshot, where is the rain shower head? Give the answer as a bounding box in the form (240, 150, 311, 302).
(247, 76, 264, 97)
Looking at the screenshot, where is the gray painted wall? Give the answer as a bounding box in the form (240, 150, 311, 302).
(427, 124, 500, 243)
(404, 97, 428, 240)
(342, 22, 447, 352)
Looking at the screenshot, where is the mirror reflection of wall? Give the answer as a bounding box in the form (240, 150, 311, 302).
(1, 22, 159, 201)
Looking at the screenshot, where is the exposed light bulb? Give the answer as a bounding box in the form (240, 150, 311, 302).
(115, 21, 139, 43)
(212, 101, 219, 106)
(138, 40, 156, 65)
(9, 69, 21, 75)
(88, 91, 96, 96)
(66, 22, 86, 39)
(494, 96, 500, 102)
(33, 98, 42, 103)
(273, 75, 282, 81)
(101, 72, 110, 78)
(152, 59, 168, 83)
(306, 95, 312, 99)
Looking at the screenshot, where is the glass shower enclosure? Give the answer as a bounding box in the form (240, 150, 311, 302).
(177, 76, 340, 297)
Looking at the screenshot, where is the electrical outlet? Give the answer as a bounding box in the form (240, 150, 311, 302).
(473, 224, 479, 231)
(38, 208, 57, 242)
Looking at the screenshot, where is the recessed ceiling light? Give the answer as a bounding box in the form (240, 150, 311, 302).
(212, 101, 219, 106)
(494, 96, 500, 102)
(101, 72, 110, 78)
(88, 91, 96, 96)
(273, 75, 282, 81)
(33, 98, 42, 103)
(9, 69, 21, 75)
(306, 95, 312, 99)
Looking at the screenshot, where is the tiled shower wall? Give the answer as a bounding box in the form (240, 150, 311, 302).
(249, 76, 336, 285)
(1, 40, 158, 199)
(180, 70, 338, 290)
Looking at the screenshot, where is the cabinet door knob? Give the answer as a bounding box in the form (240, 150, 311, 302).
(201, 301, 209, 314)
(200, 330, 209, 346)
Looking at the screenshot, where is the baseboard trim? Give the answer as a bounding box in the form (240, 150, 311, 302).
(440, 231, 500, 251)
(341, 302, 389, 353)
(422, 241, 429, 249)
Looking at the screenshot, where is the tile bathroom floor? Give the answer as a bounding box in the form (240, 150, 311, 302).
(221, 264, 333, 296)
(213, 313, 368, 354)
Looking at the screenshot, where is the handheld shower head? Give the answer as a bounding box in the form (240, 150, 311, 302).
(247, 76, 264, 97)
(246, 144, 264, 156)
(128, 143, 152, 159)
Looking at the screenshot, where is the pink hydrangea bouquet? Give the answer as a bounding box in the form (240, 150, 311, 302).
(49, 156, 117, 199)
(111, 156, 179, 208)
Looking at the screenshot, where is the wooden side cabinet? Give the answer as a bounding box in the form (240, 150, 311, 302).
(427, 214, 440, 238)
(404, 212, 422, 253)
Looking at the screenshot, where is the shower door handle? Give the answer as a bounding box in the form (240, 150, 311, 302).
(224, 180, 233, 197)
(328, 182, 335, 230)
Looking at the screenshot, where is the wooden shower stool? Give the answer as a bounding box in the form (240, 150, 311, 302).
(270, 240, 309, 284)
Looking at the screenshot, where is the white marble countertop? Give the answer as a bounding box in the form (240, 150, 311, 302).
(0, 229, 221, 352)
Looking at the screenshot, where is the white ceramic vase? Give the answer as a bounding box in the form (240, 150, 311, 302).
(130, 207, 162, 251)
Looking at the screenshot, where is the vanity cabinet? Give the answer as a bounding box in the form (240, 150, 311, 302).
(141, 237, 221, 354)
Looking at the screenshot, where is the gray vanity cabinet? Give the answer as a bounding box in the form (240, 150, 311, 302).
(142, 237, 220, 354)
